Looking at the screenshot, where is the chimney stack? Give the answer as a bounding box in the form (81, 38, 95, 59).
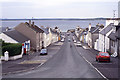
(32, 21, 34, 26)
(89, 23, 91, 31)
(29, 20, 31, 26)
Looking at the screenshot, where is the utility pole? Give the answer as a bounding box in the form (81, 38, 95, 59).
(113, 10, 116, 18)
(113, 10, 116, 24)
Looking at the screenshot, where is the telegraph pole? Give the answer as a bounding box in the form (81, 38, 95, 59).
(113, 10, 116, 24)
(113, 10, 116, 18)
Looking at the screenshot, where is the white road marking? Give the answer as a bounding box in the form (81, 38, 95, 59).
(81, 54, 108, 80)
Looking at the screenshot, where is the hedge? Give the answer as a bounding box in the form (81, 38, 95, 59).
(2, 43, 22, 57)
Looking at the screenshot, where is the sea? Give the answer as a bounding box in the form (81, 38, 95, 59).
(1, 20, 106, 32)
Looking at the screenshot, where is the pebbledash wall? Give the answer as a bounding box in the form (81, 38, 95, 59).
(118, 1, 120, 18)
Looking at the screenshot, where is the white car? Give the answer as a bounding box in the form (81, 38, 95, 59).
(40, 49, 47, 55)
(74, 40, 77, 43)
(61, 38, 64, 42)
(77, 41, 81, 44)
(76, 42, 82, 47)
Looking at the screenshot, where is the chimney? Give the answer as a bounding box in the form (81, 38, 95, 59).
(6, 27, 9, 31)
(32, 21, 34, 26)
(89, 23, 91, 31)
(29, 20, 31, 26)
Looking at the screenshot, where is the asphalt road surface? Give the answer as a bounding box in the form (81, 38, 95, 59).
(3, 33, 104, 78)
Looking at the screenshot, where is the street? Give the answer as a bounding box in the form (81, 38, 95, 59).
(3, 33, 105, 79)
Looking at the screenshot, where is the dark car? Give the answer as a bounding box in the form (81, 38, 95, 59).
(40, 49, 47, 55)
(96, 52, 110, 62)
(68, 39, 71, 42)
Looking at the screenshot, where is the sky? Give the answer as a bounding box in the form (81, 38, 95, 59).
(0, 0, 119, 19)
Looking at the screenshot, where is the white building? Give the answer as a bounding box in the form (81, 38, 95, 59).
(98, 23, 115, 52)
(0, 29, 30, 53)
(42, 27, 59, 48)
(118, 1, 120, 18)
(106, 19, 119, 26)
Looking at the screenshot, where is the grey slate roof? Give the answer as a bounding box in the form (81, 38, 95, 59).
(108, 32, 116, 41)
(39, 27, 49, 34)
(25, 22, 45, 33)
(100, 23, 114, 35)
(92, 26, 100, 34)
(115, 27, 120, 39)
(3, 29, 29, 43)
(90, 27, 96, 33)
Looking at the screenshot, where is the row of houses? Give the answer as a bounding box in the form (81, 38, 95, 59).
(75, 19, 120, 57)
(0, 20, 61, 53)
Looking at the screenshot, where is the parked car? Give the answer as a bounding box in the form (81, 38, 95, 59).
(76, 43, 82, 47)
(96, 52, 110, 62)
(67, 33, 70, 36)
(40, 49, 47, 55)
(61, 38, 64, 42)
(77, 41, 81, 44)
(68, 39, 71, 42)
(74, 40, 77, 43)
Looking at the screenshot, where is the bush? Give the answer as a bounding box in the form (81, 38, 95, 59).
(2, 43, 22, 57)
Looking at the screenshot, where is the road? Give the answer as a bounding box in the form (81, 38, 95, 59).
(3, 33, 104, 78)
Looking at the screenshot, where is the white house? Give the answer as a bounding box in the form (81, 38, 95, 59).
(108, 23, 120, 57)
(41, 27, 59, 48)
(0, 30, 30, 52)
(0, 29, 30, 60)
(87, 23, 102, 48)
(106, 19, 119, 26)
(98, 23, 115, 52)
(118, 1, 120, 18)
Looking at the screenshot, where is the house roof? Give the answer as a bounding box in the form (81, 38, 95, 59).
(108, 32, 116, 41)
(89, 26, 100, 34)
(100, 23, 114, 35)
(39, 27, 49, 34)
(3, 29, 29, 43)
(115, 27, 120, 39)
(25, 22, 45, 33)
(91, 26, 100, 34)
(90, 27, 96, 33)
(51, 28, 59, 35)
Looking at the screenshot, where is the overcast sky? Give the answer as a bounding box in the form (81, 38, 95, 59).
(0, 0, 119, 19)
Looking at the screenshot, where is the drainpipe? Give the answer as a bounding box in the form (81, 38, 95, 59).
(104, 29, 105, 52)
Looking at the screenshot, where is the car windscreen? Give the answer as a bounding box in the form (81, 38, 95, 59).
(100, 53, 109, 56)
(41, 49, 47, 53)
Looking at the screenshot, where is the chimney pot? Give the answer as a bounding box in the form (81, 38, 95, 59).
(89, 23, 91, 31)
(29, 20, 31, 26)
(32, 22, 34, 26)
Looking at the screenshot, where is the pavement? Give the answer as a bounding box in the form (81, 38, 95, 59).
(2, 41, 63, 75)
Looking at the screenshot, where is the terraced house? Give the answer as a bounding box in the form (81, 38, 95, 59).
(15, 20, 44, 51)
